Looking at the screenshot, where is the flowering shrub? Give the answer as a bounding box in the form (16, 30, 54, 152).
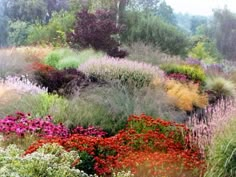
(0, 75, 47, 94)
(0, 112, 69, 138)
(25, 114, 205, 176)
(79, 57, 164, 88)
(0, 143, 93, 177)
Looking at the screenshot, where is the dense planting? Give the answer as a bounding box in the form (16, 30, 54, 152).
(1, 1, 236, 176)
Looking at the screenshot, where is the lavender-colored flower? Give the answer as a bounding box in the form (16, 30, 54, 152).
(187, 99, 236, 156)
(185, 57, 202, 66)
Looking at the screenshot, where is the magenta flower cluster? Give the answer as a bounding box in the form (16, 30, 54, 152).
(0, 112, 108, 139)
(72, 126, 107, 137)
(0, 112, 69, 138)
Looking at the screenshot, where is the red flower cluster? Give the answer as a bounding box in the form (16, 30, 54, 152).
(25, 114, 205, 176)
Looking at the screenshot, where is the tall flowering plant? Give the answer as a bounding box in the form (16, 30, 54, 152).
(187, 99, 236, 156)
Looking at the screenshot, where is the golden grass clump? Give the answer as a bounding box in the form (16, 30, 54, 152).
(164, 80, 208, 111)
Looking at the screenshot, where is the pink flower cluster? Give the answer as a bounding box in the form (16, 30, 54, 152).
(187, 99, 236, 156)
(166, 73, 189, 82)
(72, 126, 107, 137)
(0, 112, 69, 138)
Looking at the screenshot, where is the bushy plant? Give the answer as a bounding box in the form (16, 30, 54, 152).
(163, 80, 208, 111)
(56, 49, 104, 70)
(44, 48, 103, 69)
(204, 116, 236, 177)
(188, 42, 216, 64)
(205, 77, 236, 101)
(58, 83, 186, 133)
(79, 57, 164, 88)
(7, 20, 30, 46)
(44, 48, 76, 68)
(34, 68, 88, 95)
(67, 9, 127, 58)
(27, 11, 75, 47)
(25, 114, 205, 176)
(122, 11, 189, 56)
(161, 64, 206, 83)
(0, 144, 91, 177)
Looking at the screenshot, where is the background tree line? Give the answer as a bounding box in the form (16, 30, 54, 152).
(0, 0, 236, 60)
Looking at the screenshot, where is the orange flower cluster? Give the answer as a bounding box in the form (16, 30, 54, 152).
(25, 114, 205, 176)
(31, 62, 55, 73)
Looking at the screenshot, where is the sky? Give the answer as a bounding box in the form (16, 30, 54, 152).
(165, 0, 236, 16)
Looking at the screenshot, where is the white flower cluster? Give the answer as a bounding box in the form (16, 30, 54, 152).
(0, 75, 47, 94)
(0, 144, 95, 177)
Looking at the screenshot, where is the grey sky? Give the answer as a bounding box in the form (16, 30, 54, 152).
(165, 0, 236, 16)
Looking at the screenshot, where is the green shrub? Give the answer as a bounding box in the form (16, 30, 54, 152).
(27, 11, 75, 47)
(205, 117, 236, 177)
(0, 144, 92, 177)
(44, 48, 103, 69)
(44, 48, 76, 68)
(160, 64, 206, 83)
(188, 42, 216, 64)
(121, 11, 189, 56)
(57, 56, 81, 69)
(205, 77, 236, 99)
(56, 49, 104, 70)
(8, 20, 30, 46)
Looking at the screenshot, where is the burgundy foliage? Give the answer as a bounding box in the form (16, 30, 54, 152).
(67, 9, 127, 58)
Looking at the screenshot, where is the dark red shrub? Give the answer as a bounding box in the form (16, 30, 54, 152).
(34, 68, 89, 95)
(67, 9, 127, 58)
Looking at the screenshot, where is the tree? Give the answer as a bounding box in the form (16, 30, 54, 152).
(0, 1, 8, 46)
(156, 1, 175, 24)
(211, 8, 236, 60)
(121, 11, 189, 55)
(190, 16, 207, 34)
(3, 0, 47, 23)
(127, 0, 160, 12)
(67, 9, 127, 58)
